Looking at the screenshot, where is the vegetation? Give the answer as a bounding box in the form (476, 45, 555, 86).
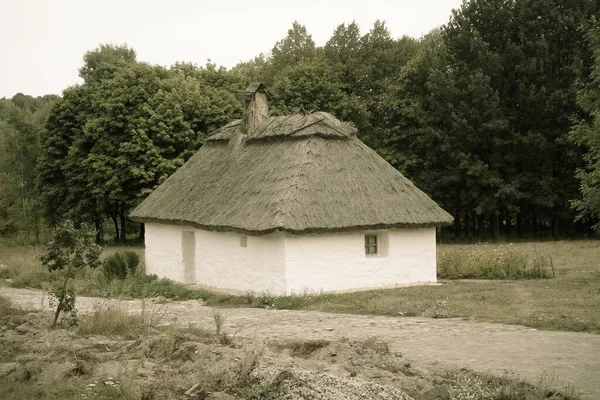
(40, 221, 102, 327)
(571, 19, 600, 233)
(438, 249, 554, 279)
(1, 1, 600, 243)
(0, 300, 581, 400)
(102, 250, 140, 280)
(78, 303, 165, 338)
(2, 241, 598, 333)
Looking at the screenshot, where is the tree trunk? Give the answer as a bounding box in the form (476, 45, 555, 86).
(454, 189, 461, 238)
(110, 210, 119, 242)
(464, 211, 470, 238)
(505, 210, 512, 237)
(551, 214, 559, 238)
(454, 211, 461, 238)
(32, 205, 40, 242)
(491, 213, 500, 242)
(94, 218, 104, 243)
(119, 203, 126, 242)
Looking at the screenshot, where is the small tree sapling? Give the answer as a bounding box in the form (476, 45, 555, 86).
(41, 220, 102, 328)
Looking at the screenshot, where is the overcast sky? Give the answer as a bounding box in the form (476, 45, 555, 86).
(0, 0, 463, 98)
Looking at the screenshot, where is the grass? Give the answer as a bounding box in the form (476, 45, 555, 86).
(438, 247, 555, 279)
(77, 302, 165, 338)
(1, 240, 599, 332)
(445, 370, 580, 400)
(0, 295, 24, 317)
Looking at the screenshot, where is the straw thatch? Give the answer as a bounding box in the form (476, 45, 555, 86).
(130, 111, 453, 235)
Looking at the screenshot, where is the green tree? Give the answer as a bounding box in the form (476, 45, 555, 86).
(271, 21, 317, 74)
(0, 95, 56, 240)
(40, 45, 242, 241)
(571, 20, 600, 232)
(271, 58, 368, 128)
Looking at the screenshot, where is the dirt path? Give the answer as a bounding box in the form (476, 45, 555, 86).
(2, 287, 599, 399)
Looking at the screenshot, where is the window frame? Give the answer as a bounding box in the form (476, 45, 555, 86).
(364, 234, 378, 256)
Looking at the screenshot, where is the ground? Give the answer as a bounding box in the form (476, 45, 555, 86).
(1, 286, 597, 399)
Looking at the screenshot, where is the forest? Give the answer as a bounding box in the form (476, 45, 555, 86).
(1, 0, 600, 242)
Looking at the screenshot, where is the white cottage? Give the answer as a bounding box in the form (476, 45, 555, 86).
(130, 83, 453, 295)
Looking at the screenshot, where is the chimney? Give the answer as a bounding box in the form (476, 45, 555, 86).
(241, 82, 269, 136)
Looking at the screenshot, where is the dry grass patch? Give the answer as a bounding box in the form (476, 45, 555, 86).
(438, 248, 554, 279)
(0, 295, 24, 317)
(78, 302, 167, 338)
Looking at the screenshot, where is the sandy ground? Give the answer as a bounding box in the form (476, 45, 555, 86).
(2, 286, 599, 399)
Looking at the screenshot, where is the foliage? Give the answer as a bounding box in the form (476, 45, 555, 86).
(38, 45, 243, 242)
(571, 19, 600, 232)
(6, 2, 600, 244)
(0, 94, 57, 239)
(40, 220, 102, 327)
(102, 250, 141, 280)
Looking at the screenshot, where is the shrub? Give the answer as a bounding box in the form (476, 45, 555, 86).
(102, 250, 141, 280)
(122, 250, 141, 276)
(102, 253, 128, 280)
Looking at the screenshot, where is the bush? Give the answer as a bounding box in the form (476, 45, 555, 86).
(102, 250, 141, 280)
(123, 250, 141, 276)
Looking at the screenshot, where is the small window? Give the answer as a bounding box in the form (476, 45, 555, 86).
(239, 235, 247, 248)
(365, 234, 378, 255)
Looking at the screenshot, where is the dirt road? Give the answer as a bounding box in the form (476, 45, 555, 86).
(2, 286, 599, 399)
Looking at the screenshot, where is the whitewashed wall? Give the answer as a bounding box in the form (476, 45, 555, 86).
(145, 223, 185, 282)
(283, 228, 436, 294)
(194, 229, 286, 294)
(145, 223, 436, 295)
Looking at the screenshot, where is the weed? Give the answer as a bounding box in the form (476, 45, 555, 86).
(213, 310, 232, 345)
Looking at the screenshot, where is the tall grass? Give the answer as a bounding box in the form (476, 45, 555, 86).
(438, 249, 554, 279)
(78, 302, 167, 337)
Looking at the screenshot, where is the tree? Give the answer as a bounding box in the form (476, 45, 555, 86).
(571, 20, 600, 232)
(271, 58, 368, 128)
(40, 45, 243, 241)
(0, 95, 56, 240)
(271, 21, 317, 74)
(40, 220, 101, 328)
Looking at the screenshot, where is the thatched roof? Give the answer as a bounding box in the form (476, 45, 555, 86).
(130, 110, 453, 235)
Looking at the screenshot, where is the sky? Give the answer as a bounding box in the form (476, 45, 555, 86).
(0, 0, 463, 98)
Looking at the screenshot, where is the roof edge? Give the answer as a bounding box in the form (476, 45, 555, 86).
(130, 216, 454, 237)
